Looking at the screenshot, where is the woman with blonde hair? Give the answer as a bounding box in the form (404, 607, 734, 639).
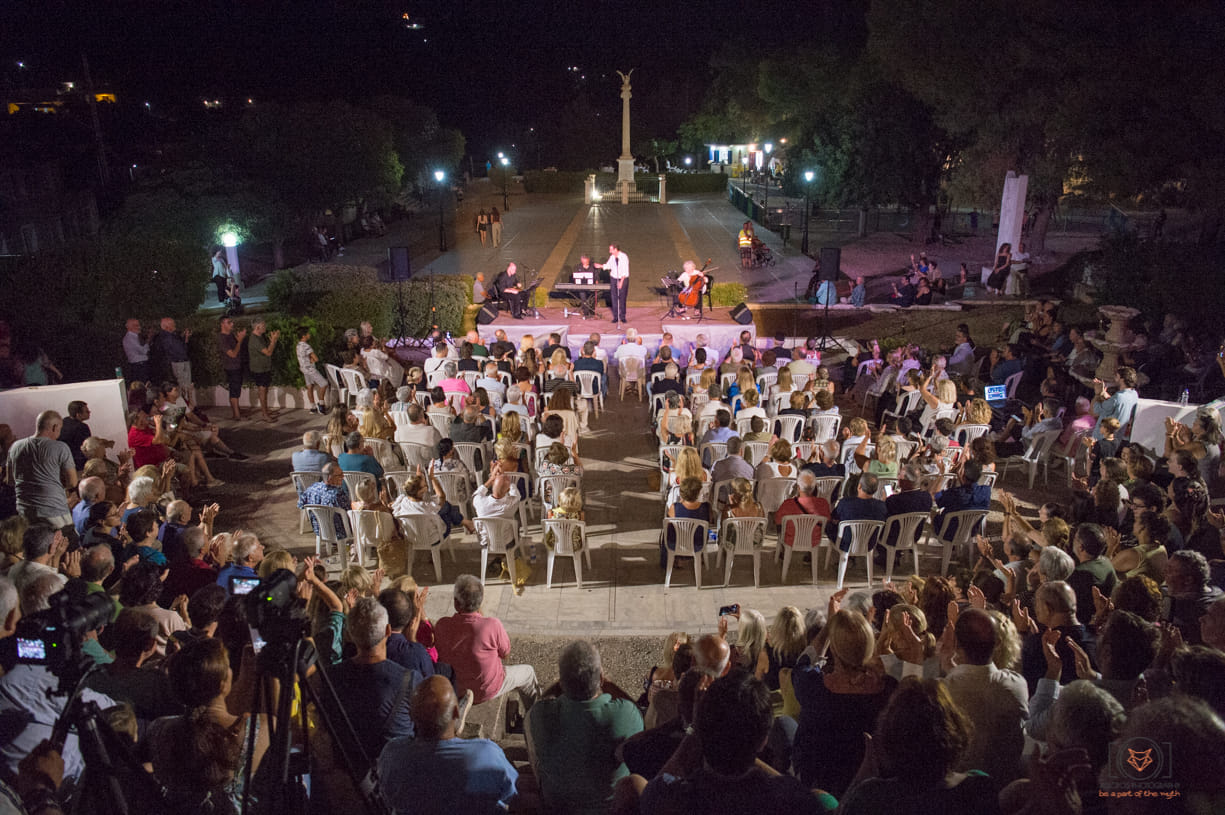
(918, 374, 958, 433)
(258, 549, 296, 580)
(791, 607, 896, 797)
(987, 608, 1022, 671)
(542, 388, 579, 448)
(695, 366, 718, 397)
(359, 392, 394, 442)
(775, 365, 794, 395)
(755, 438, 795, 479)
(960, 396, 993, 426)
(546, 348, 572, 381)
(855, 433, 898, 478)
(323, 406, 353, 457)
(666, 445, 709, 505)
(875, 604, 939, 679)
(640, 631, 691, 727)
(758, 605, 806, 690)
(731, 608, 767, 671)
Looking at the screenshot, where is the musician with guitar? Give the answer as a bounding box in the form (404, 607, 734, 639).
(676, 258, 711, 319)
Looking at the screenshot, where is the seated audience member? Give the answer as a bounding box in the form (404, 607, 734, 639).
(327, 596, 423, 758)
(435, 575, 540, 717)
(164, 526, 219, 601)
(145, 638, 269, 809)
(635, 670, 830, 814)
(662, 478, 711, 567)
(379, 587, 435, 678)
(337, 431, 385, 489)
(1067, 523, 1119, 625)
(292, 430, 333, 472)
(1162, 549, 1222, 645)
(931, 458, 991, 541)
(838, 678, 999, 814)
(216, 532, 265, 592)
(775, 471, 833, 548)
(378, 675, 518, 814)
(828, 472, 888, 552)
(298, 463, 353, 540)
(622, 652, 699, 780)
(1018, 581, 1096, 693)
(801, 440, 846, 479)
(527, 640, 643, 813)
(86, 609, 183, 722)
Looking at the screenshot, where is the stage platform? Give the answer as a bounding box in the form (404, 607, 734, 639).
(478, 305, 755, 363)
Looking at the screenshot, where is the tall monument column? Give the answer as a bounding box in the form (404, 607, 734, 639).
(616, 70, 636, 199)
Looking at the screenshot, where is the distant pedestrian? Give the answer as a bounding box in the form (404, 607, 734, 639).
(210, 249, 229, 303)
(490, 207, 502, 247)
(476, 209, 490, 247)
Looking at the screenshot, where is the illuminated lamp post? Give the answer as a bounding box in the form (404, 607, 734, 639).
(763, 143, 772, 226)
(220, 230, 241, 283)
(434, 170, 447, 252)
(500, 156, 510, 211)
(801, 171, 814, 256)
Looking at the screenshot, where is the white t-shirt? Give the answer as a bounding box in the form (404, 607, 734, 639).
(296, 341, 315, 373)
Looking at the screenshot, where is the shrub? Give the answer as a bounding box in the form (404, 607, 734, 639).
(710, 282, 748, 307)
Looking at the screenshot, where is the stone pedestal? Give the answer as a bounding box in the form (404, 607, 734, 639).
(657, 174, 667, 204)
(617, 158, 636, 201)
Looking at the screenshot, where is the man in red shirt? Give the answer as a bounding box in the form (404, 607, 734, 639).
(435, 574, 539, 723)
(126, 410, 170, 470)
(775, 470, 833, 548)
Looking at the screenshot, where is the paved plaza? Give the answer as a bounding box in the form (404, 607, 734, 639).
(206, 186, 1066, 638)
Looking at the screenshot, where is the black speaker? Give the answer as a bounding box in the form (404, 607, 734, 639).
(382, 246, 412, 282)
(819, 248, 840, 281)
(730, 303, 754, 325)
(476, 302, 498, 325)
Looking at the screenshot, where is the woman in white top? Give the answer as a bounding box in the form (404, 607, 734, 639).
(917, 374, 957, 433)
(754, 439, 796, 480)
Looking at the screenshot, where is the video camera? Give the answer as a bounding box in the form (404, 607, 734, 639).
(244, 569, 309, 652)
(15, 580, 114, 688)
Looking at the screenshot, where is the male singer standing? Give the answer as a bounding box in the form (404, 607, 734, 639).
(597, 243, 629, 326)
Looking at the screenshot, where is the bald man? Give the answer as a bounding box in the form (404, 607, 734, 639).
(378, 675, 518, 814)
(694, 634, 731, 686)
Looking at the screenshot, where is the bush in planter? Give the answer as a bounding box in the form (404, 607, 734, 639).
(710, 282, 748, 307)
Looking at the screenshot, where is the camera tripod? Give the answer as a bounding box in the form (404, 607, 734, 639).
(240, 634, 389, 815)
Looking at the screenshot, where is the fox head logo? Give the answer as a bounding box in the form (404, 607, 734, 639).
(1126, 748, 1154, 774)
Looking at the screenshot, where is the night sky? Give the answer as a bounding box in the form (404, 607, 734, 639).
(1, 0, 819, 158)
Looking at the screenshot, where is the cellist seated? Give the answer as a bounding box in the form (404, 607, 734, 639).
(676, 259, 707, 318)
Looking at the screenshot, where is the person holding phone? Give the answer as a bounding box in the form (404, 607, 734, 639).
(215, 533, 265, 594)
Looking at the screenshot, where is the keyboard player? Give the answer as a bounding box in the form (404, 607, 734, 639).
(568, 255, 601, 316)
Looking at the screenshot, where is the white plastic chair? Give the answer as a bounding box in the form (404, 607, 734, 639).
(341, 470, 376, 499)
(428, 411, 454, 438)
(998, 428, 1062, 489)
(452, 442, 489, 481)
(756, 373, 777, 396)
(734, 415, 756, 438)
(808, 414, 841, 444)
(433, 471, 472, 520)
(542, 517, 590, 588)
(776, 514, 829, 585)
(755, 477, 797, 531)
(812, 476, 842, 505)
(894, 438, 918, 462)
(790, 373, 811, 391)
(872, 476, 898, 500)
(619, 357, 644, 401)
(882, 389, 923, 425)
(657, 444, 692, 496)
(461, 371, 481, 391)
(862, 367, 898, 416)
(291, 471, 323, 534)
(398, 441, 434, 471)
(324, 364, 347, 406)
(699, 442, 728, 469)
(662, 517, 711, 589)
(339, 368, 366, 407)
(395, 513, 447, 583)
(880, 512, 928, 582)
(389, 411, 412, 431)
(953, 424, 990, 447)
(503, 470, 534, 530)
(1050, 430, 1090, 487)
(1004, 370, 1023, 399)
(829, 519, 884, 590)
(775, 415, 805, 443)
(473, 516, 522, 587)
(364, 438, 400, 470)
(348, 509, 396, 567)
(444, 391, 468, 413)
(384, 470, 412, 500)
(413, 390, 432, 408)
(304, 504, 354, 560)
(574, 371, 604, 420)
(742, 441, 770, 467)
(926, 509, 988, 576)
(718, 516, 767, 587)
(720, 371, 736, 392)
(539, 474, 581, 517)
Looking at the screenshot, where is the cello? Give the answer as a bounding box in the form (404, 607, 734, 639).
(678, 258, 712, 308)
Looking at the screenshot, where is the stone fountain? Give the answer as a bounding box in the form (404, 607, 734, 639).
(1088, 304, 1140, 379)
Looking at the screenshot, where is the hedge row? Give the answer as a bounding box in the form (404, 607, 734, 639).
(522, 171, 728, 195)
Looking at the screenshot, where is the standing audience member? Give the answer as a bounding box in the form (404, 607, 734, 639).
(6, 411, 77, 535)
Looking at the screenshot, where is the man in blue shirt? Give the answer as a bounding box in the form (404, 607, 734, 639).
(73, 477, 106, 534)
(880, 462, 934, 549)
(292, 430, 333, 472)
(379, 588, 435, 678)
(830, 472, 888, 551)
(298, 463, 351, 539)
(337, 431, 384, 488)
(699, 409, 738, 446)
(215, 532, 264, 592)
(990, 343, 1024, 385)
(378, 675, 517, 814)
(573, 341, 607, 396)
(931, 459, 991, 542)
(1091, 366, 1139, 440)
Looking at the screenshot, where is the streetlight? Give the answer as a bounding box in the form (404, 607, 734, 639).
(220, 229, 241, 284)
(499, 156, 510, 211)
(801, 170, 814, 256)
(434, 170, 447, 252)
(763, 143, 773, 227)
